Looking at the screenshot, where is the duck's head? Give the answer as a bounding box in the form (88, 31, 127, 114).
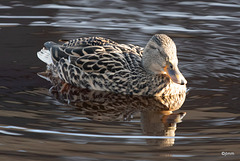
(142, 34, 187, 85)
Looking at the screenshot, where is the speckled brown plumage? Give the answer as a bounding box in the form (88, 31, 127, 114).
(37, 34, 187, 96)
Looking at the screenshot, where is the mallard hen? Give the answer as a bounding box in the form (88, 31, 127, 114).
(37, 34, 187, 96)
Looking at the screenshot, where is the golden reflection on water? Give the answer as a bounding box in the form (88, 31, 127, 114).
(142, 111, 186, 147)
(46, 76, 187, 147)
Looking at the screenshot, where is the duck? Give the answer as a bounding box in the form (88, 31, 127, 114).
(37, 34, 187, 96)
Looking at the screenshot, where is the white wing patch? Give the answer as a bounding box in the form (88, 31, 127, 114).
(37, 48, 53, 65)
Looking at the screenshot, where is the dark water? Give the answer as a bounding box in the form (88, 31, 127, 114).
(0, 0, 240, 160)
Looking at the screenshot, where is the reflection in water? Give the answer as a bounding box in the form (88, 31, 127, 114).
(43, 74, 186, 147)
(142, 111, 186, 147)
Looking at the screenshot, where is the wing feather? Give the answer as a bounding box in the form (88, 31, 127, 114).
(45, 37, 143, 76)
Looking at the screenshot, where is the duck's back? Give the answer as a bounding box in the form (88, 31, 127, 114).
(47, 37, 144, 74)
(38, 37, 151, 94)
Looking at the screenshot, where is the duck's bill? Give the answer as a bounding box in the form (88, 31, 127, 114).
(164, 65, 187, 85)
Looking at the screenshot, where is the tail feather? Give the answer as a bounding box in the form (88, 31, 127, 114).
(37, 48, 53, 65)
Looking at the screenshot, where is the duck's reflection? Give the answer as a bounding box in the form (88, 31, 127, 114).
(141, 111, 186, 147)
(48, 77, 186, 147)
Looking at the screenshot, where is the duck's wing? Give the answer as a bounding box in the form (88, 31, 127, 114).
(61, 36, 143, 58)
(45, 41, 132, 74)
(67, 45, 131, 73)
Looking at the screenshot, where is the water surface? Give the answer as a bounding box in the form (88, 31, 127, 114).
(0, 0, 239, 160)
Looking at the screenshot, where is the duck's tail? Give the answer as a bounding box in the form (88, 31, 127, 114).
(37, 48, 53, 65)
(37, 41, 60, 64)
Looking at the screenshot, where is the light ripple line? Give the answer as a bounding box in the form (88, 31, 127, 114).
(0, 130, 22, 136)
(0, 125, 210, 139)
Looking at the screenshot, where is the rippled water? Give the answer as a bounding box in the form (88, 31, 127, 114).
(0, 0, 239, 160)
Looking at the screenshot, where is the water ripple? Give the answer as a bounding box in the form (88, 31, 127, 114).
(0, 130, 22, 136)
(0, 5, 12, 9)
(0, 23, 20, 27)
(178, 1, 240, 8)
(0, 15, 50, 19)
(0, 125, 209, 139)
